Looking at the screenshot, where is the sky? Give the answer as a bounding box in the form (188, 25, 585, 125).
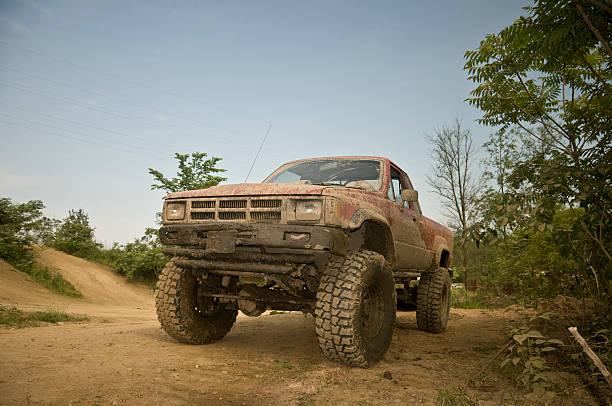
(0, 0, 529, 246)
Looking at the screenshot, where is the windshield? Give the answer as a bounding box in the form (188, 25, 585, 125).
(265, 159, 383, 191)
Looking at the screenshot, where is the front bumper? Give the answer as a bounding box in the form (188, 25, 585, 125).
(159, 222, 347, 255)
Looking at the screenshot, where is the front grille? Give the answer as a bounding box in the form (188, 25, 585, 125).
(192, 201, 215, 209)
(219, 211, 246, 220)
(191, 212, 215, 220)
(251, 199, 281, 208)
(188, 197, 283, 223)
(220, 200, 246, 208)
(251, 211, 281, 220)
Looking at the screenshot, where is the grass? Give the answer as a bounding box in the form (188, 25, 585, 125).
(18, 262, 81, 297)
(0, 305, 88, 328)
(472, 344, 499, 353)
(451, 288, 493, 309)
(436, 386, 480, 406)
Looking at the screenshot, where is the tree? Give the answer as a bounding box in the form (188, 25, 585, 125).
(426, 119, 480, 289)
(464, 0, 612, 296)
(479, 129, 522, 237)
(0, 198, 44, 264)
(52, 209, 101, 259)
(148, 152, 227, 194)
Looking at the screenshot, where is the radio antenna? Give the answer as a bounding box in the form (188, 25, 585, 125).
(244, 123, 272, 183)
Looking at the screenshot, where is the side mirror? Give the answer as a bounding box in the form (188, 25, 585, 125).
(401, 189, 418, 204)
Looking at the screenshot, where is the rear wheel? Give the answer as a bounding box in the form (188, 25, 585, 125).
(416, 268, 451, 333)
(155, 258, 237, 344)
(315, 250, 396, 367)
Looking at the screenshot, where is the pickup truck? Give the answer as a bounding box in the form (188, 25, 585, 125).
(156, 156, 453, 367)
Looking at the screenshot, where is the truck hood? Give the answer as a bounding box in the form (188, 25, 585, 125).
(166, 183, 327, 199)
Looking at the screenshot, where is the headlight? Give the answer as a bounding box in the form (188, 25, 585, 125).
(295, 200, 322, 221)
(166, 201, 186, 220)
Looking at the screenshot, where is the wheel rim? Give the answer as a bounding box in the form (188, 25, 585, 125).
(360, 283, 385, 339)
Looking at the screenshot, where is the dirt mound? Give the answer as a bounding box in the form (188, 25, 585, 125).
(0, 248, 155, 321)
(0, 259, 74, 308)
(34, 246, 152, 307)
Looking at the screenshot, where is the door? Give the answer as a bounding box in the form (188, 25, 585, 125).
(387, 166, 429, 270)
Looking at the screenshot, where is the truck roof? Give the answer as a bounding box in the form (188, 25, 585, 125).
(278, 156, 403, 172)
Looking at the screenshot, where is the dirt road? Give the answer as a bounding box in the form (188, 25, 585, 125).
(0, 249, 594, 405)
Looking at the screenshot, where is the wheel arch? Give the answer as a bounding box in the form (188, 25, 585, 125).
(431, 235, 452, 270)
(347, 210, 396, 268)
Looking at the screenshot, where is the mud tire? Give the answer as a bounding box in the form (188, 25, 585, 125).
(155, 258, 237, 344)
(416, 267, 451, 333)
(315, 250, 396, 367)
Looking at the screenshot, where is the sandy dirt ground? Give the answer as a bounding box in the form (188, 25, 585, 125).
(0, 248, 596, 405)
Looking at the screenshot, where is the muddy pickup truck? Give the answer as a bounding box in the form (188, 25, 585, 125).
(155, 156, 453, 367)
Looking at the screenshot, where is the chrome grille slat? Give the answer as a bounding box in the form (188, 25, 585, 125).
(251, 211, 281, 220)
(192, 201, 215, 209)
(251, 199, 281, 208)
(191, 212, 215, 220)
(219, 211, 246, 220)
(219, 200, 246, 208)
(188, 197, 282, 223)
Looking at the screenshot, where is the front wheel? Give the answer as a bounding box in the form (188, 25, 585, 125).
(416, 268, 451, 333)
(315, 250, 396, 367)
(155, 258, 237, 344)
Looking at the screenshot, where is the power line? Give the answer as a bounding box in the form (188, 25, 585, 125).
(0, 40, 291, 132)
(0, 79, 250, 149)
(0, 110, 170, 157)
(0, 115, 163, 158)
(0, 63, 264, 141)
(0, 100, 180, 152)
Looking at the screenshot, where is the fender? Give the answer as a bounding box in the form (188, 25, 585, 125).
(430, 235, 451, 271)
(348, 209, 397, 269)
(348, 208, 388, 230)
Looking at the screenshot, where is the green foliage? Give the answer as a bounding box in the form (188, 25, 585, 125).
(51, 209, 102, 259)
(451, 288, 493, 309)
(501, 327, 564, 395)
(436, 386, 480, 406)
(0, 305, 87, 328)
(0, 197, 82, 296)
(149, 152, 227, 193)
(21, 262, 81, 297)
(99, 228, 168, 282)
(475, 207, 597, 299)
(465, 0, 612, 298)
(0, 197, 44, 264)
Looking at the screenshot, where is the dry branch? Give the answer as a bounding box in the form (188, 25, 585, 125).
(568, 326, 612, 389)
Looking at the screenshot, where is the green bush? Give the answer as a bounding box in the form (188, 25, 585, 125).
(22, 262, 81, 297)
(50, 209, 102, 259)
(0, 197, 44, 264)
(98, 228, 168, 283)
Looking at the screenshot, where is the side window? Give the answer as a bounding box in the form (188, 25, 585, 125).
(388, 167, 405, 206)
(391, 178, 402, 205)
(387, 179, 395, 201)
(402, 174, 419, 213)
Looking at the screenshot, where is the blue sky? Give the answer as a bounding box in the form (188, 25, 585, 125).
(0, 0, 528, 245)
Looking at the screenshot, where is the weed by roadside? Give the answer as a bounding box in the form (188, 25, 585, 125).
(0, 305, 88, 328)
(19, 261, 81, 297)
(451, 288, 492, 309)
(436, 386, 479, 406)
